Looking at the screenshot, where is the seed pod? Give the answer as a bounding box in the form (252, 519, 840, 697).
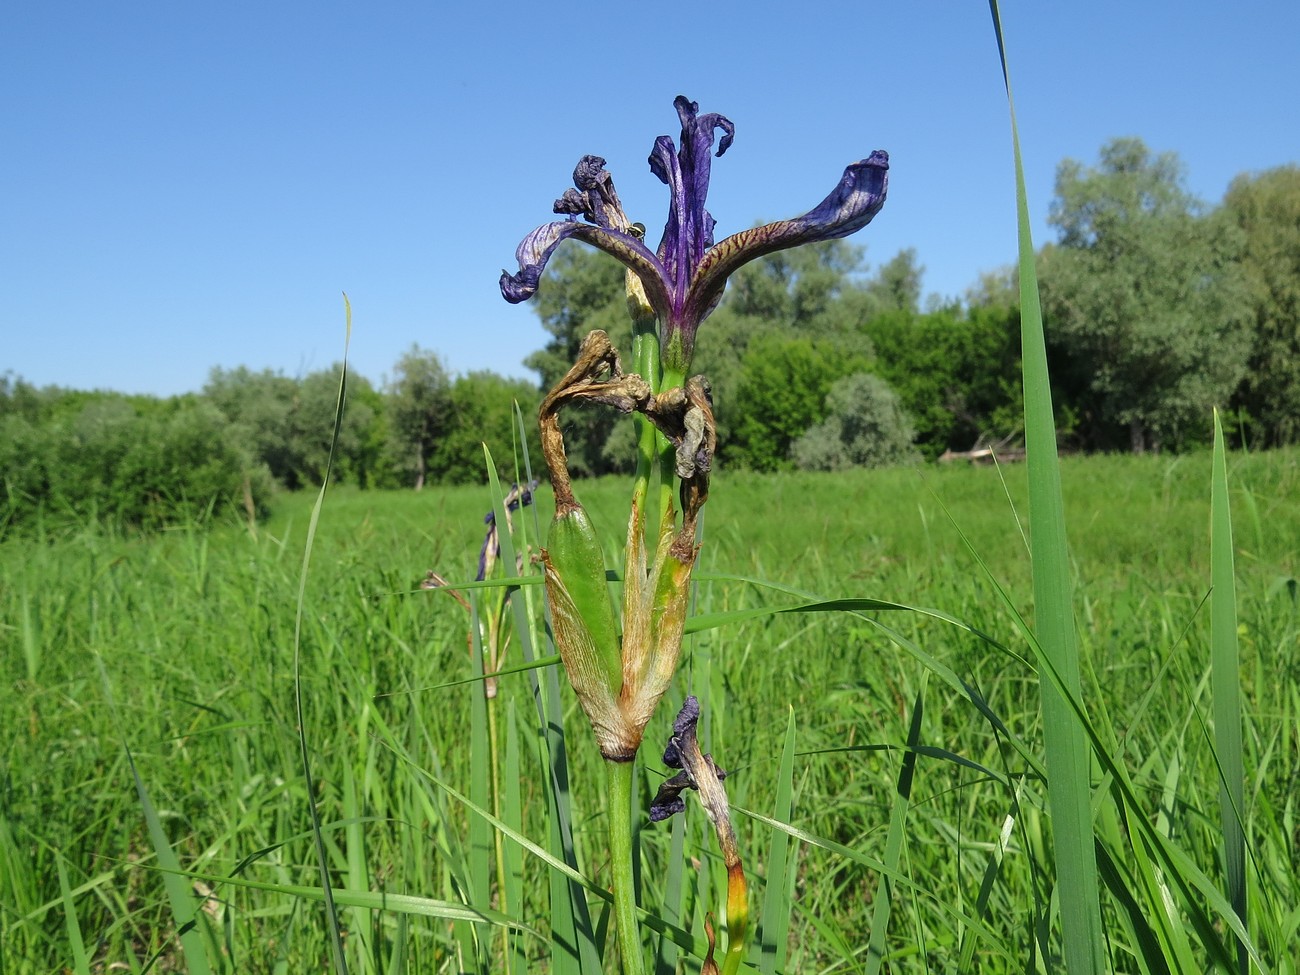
(543, 504, 631, 758)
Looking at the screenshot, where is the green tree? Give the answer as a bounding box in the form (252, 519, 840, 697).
(1222, 165, 1300, 446)
(0, 388, 269, 534)
(202, 367, 301, 484)
(792, 372, 919, 471)
(725, 334, 869, 471)
(1039, 137, 1251, 452)
(864, 304, 1022, 457)
(430, 371, 543, 485)
(203, 364, 382, 488)
(694, 239, 880, 452)
(297, 366, 383, 488)
(386, 345, 452, 489)
(864, 247, 923, 314)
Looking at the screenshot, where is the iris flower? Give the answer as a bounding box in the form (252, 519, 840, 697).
(501, 96, 889, 373)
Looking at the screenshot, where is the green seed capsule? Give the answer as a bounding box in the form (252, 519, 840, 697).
(544, 505, 623, 705)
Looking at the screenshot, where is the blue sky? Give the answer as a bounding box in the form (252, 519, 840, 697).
(4, 1, 1297, 397)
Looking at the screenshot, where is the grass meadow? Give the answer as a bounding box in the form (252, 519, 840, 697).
(3, 448, 1297, 972)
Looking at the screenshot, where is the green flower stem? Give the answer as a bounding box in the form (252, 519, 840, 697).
(606, 757, 646, 975)
(658, 364, 686, 525)
(631, 321, 659, 520)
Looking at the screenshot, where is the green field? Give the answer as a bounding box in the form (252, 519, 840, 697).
(3, 450, 1298, 972)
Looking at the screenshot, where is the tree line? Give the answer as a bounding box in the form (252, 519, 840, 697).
(3, 138, 1297, 532)
(531, 139, 1300, 474)
(0, 357, 541, 535)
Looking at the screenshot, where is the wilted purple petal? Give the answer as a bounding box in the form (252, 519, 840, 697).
(682, 150, 890, 331)
(662, 694, 700, 767)
(502, 98, 887, 375)
(475, 480, 538, 581)
(649, 771, 691, 821)
(650, 696, 728, 823)
(500, 219, 673, 314)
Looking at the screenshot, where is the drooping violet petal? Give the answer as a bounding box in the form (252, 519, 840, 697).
(500, 219, 675, 316)
(662, 694, 701, 767)
(650, 696, 729, 823)
(682, 150, 890, 331)
(553, 188, 588, 216)
(649, 771, 691, 821)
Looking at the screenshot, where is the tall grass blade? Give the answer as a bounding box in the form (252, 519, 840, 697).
(653, 813, 688, 975)
(755, 706, 797, 975)
(866, 677, 925, 975)
(291, 294, 353, 975)
(1211, 409, 1248, 974)
(987, 4, 1104, 972)
(483, 444, 601, 975)
(96, 656, 212, 974)
(467, 589, 492, 972)
(502, 700, 529, 975)
(341, 764, 373, 974)
(55, 855, 90, 975)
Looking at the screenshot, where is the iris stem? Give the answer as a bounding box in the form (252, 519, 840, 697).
(631, 324, 656, 520)
(657, 364, 685, 525)
(606, 757, 646, 975)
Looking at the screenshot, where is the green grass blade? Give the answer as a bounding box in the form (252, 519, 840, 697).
(483, 444, 602, 975)
(55, 855, 91, 975)
(756, 706, 796, 975)
(502, 700, 529, 975)
(1211, 409, 1249, 974)
(341, 763, 374, 974)
(291, 294, 353, 975)
(467, 589, 492, 972)
(987, 4, 1104, 972)
(866, 677, 925, 975)
(96, 656, 212, 975)
(653, 812, 688, 975)
(162, 867, 540, 930)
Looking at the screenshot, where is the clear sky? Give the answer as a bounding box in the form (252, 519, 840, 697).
(4, 1, 1297, 397)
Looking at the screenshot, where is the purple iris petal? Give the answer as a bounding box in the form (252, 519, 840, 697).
(474, 480, 539, 581)
(680, 150, 890, 346)
(649, 696, 728, 823)
(499, 219, 672, 313)
(662, 694, 700, 767)
(648, 772, 690, 822)
(649, 97, 734, 315)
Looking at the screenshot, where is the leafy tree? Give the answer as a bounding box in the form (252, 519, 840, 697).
(725, 334, 870, 471)
(430, 371, 542, 485)
(792, 372, 919, 471)
(296, 366, 384, 488)
(386, 345, 452, 489)
(203, 364, 383, 488)
(1039, 138, 1251, 452)
(965, 265, 1019, 310)
(695, 239, 880, 452)
(1222, 165, 1300, 446)
(0, 388, 269, 534)
(864, 304, 1022, 457)
(864, 247, 923, 315)
(203, 366, 301, 484)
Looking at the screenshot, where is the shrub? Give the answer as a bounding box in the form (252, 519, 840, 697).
(791, 372, 920, 471)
